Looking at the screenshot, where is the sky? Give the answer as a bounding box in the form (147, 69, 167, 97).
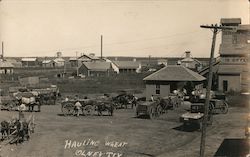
(0, 0, 249, 58)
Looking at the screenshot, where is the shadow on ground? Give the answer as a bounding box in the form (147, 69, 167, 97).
(214, 138, 250, 157)
(173, 124, 200, 132)
(132, 115, 151, 119)
(57, 113, 112, 117)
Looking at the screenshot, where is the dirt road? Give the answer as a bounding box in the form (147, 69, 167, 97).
(0, 104, 248, 157)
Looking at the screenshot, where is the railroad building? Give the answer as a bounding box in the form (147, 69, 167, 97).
(143, 65, 205, 100)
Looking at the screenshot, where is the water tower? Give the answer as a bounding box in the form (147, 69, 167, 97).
(56, 52, 62, 58)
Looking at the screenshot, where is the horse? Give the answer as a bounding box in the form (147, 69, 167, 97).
(112, 95, 129, 109)
(12, 120, 29, 144)
(96, 102, 114, 116)
(0, 120, 10, 140)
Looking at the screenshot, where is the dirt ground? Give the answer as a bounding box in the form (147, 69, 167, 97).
(0, 103, 248, 157)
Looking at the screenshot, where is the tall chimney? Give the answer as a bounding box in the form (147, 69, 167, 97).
(1, 41, 4, 60)
(101, 35, 103, 59)
(185, 51, 191, 58)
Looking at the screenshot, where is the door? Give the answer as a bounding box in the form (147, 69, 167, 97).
(223, 80, 228, 92)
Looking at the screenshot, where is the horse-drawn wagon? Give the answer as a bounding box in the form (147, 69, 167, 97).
(210, 99, 228, 114)
(13, 91, 41, 112)
(136, 101, 160, 119)
(32, 88, 58, 105)
(136, 94, 183, 119)
(31, 85, 60, 105)
(0, 96, 19, 111)
(112, 93, 137, 109)
(61, 97, 114, 116)
(0, 114, 36, 145)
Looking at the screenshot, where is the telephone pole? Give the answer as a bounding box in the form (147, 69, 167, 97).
(199, 24, 234, 157)
(1, 41, 4, 60)
(76, 51, 79, 77)
(101, 35, 103, 59)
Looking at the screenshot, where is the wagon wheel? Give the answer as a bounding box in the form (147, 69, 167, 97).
(61, 102, 74, 116)
(149, 109, 155, 119)
(221, 102, 229, 114)
(83, 105, 95, 116)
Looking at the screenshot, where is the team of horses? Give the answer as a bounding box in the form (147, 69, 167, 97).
(0, 119, 30, 144)
(112, 94, 137, 109)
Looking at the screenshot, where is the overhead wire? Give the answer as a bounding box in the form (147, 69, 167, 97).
(12, 30, 210, 56)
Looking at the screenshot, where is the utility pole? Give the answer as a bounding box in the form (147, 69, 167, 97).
(76, 51, 79, 77)
(148, 55, 151, 68)
(199, 24, 234, 157)
(101, 35, 103, 59)
(249, 0, 250, 24)
(1, 41, 4, 60)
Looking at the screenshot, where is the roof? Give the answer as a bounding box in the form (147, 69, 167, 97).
(42, 60, 52, 64)
(218, 65, 242, 74)
(198, 60, 220, 76)
(181, 57, 194, 62)
(82, 62, 111, 71)
(53, 57, 65, 63)
(113, 61, 140, 69)
(221, 18, 241, 26)
(21, 58, 37, 62)
(78, 54, 100, 60)
(69, 57, 77, 61)
(0, 61, 14, 68)
(181, 56, 202, 64)
(143, 65, 206, 81)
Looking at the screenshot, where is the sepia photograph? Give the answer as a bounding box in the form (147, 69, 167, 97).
(0, 0, 249, 156)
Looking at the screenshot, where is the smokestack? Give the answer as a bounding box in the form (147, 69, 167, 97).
(101, 35, 103, 59)
(1, 41, 4, 60)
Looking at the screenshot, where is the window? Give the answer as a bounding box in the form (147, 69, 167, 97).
(156, 84, 160, 95)
(225, 58, 230, 62)
(223, 80, 228, 92)
(247, 40, 250, 44)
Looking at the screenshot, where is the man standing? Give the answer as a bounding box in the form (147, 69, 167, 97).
(151, 95, 154, 102)
(74, 101, 81, 117)
(18, 103, 26, 121)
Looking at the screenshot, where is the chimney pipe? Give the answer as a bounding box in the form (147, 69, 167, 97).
(1, 42, 4, 60)
(101, 35, 103, 59)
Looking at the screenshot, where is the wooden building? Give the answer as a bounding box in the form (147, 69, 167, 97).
(143, 65, 205, 100)
(0, 61, 14, 74)
(112, 61, 141, 74)
(79, 62, 113, 77)
(217, 18, 250, 92)
(21, 58, 38, 67)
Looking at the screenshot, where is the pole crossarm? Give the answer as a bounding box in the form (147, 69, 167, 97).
(200, 24, 235, 30)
